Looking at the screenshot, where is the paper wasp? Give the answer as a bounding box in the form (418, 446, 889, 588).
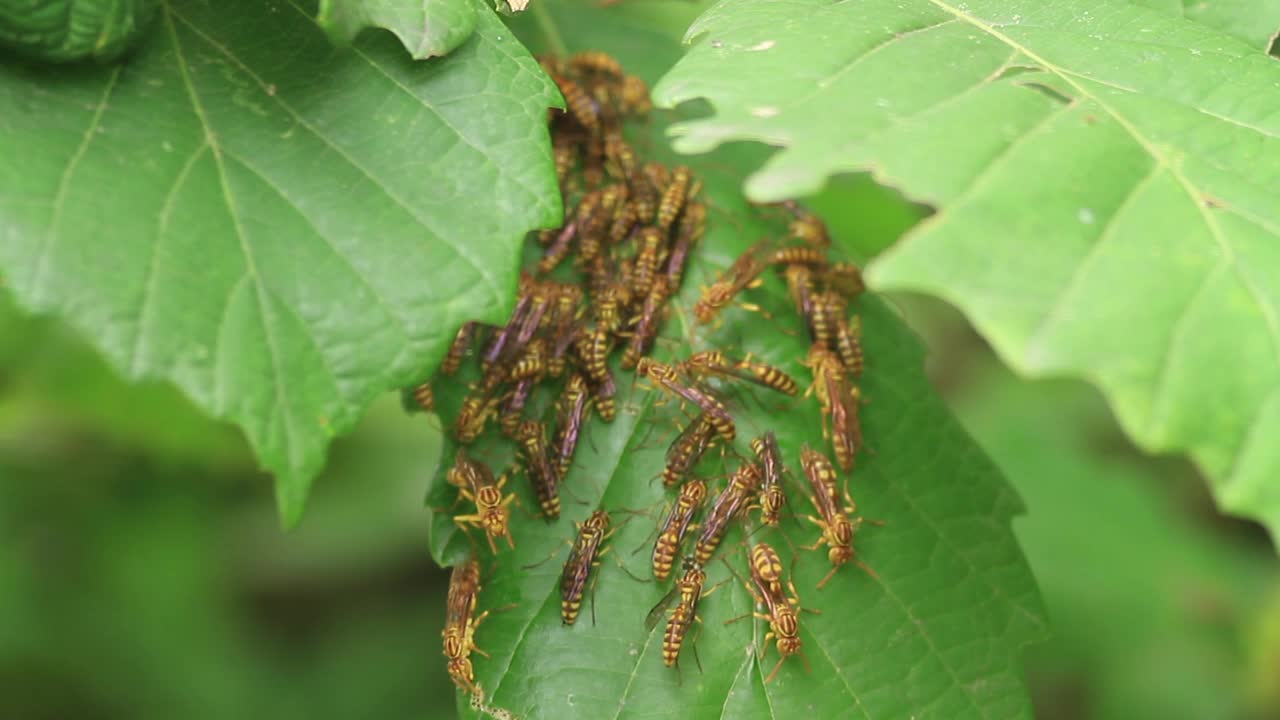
(646, 558, 725, 670)
(516, 419, 561, 520)
(693, 463, 760, 564)
(806, 343, 862, 471)
(447, 449, 516, 552)
(443, 559, 489, 694)
(679, 350, 799, 396)
(799, 446, 876, 588)
(650, 478, 709, 581)
(724, 542, 814, 683)
(751, 432, 788, 527)
(662, 413, 716, 488)
(635, 358, 736, 442)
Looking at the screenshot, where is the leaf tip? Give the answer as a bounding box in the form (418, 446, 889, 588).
(274, 478, 312, 530)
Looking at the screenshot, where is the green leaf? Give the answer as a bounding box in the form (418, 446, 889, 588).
(653, 0, 1280, 537)
(0, 0, 561, 524)
(316, 0, 477, 59)
(0, 0, 158, 62)
(1133, 0, 1280, 49)
(422, 3, 1046, 718)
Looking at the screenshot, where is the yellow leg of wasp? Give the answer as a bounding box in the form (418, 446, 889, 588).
(798, 516, 830, 552)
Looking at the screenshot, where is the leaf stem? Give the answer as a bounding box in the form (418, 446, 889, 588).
(531, 2, 568, 56)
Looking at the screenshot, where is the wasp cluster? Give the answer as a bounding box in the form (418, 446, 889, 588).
(412, 51, 876, 703)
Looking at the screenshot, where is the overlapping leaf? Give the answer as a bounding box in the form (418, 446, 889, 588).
(653, 0, 1280, 536)
(0, 0, 561, 523)
(317, 0, 476, 58)
(421, 3, 1046, 718)
(1135, 0, 1280, 48)
(0, 0, 158, 61)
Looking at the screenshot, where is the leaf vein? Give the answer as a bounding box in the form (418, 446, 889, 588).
(222, 149, 414, 378)
(925, 0, 1280, 425)
(170, 2, 505, 309)
(131, 142, 209, 376)
(164, 5, 299, 470)
(37, 65, 122, 302)
(780, 19, 960, 115)
(1025, 161, 1162, 362)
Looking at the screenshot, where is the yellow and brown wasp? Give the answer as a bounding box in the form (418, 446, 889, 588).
(443, 559, 490, 694)
(806, 343, 863, 471)
(693, 239, 771, 325)
(521, 510, 623, 626)
(516, 419, 562, 520)
(646, 558, 725, 670)
(650, 478, 709, 581)
(693, 463, 760, 564)
(679, 350, 799, 396)
(724, 542, 814, 683)
(448, 449, 516, 552)
(799, 446, 875, 588)
(751, 431, 788, 527)
(636, 358, 736, 442)
(552, 373, 593, 478)
(662, 413, 716, 488)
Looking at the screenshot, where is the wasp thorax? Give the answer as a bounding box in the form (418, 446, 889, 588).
(442, 630, 465, 658)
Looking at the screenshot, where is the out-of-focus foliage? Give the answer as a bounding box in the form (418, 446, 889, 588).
(0, 291, 248, 466)
(907, 298, 1280, 720)
(0, 301, 455, 719)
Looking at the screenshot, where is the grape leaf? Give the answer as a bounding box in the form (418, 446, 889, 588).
(0, 0, 561, 524)
(421, 3, 1047, 718)
(0, 0, 158, 62)
(316, 0, 476, 59)
(653, 0, 1280, 538)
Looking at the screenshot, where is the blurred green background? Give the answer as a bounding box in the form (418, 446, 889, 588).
(2, 175, 1278, 720)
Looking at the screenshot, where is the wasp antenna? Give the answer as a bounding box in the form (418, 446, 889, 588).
(520, 541, 567, 570)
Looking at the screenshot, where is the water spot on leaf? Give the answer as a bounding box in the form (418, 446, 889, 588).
(1078, 207, 1095, 224)
(751, 106, 780, 117)
(748, 40, 776, 51)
